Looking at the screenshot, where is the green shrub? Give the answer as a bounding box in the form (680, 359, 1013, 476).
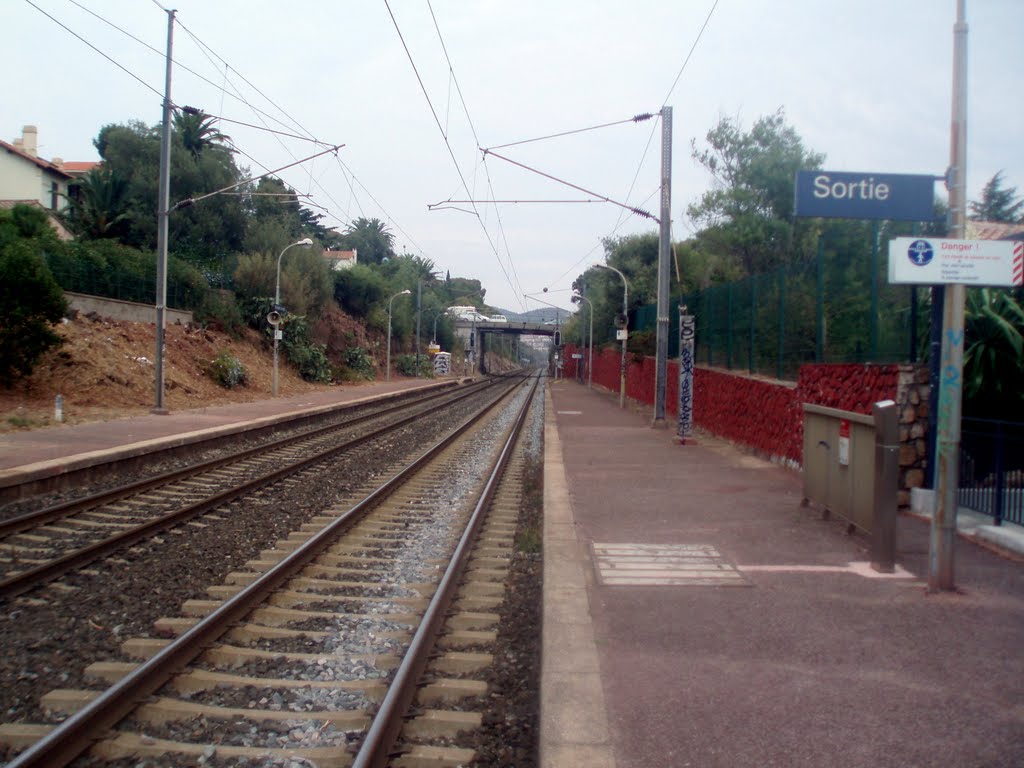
(278, 314, 332, 383)
(195, 290, 246, 337)
(207, 351, 249, 389)
(343, 346, 375, 380)
(395, 354, 435, 378)
(0, 240, 68, 386)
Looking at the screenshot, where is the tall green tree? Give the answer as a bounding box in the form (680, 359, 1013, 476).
(173, 109, 232, 159)
(0, 239, 68, 385)
(688, 109, 824, 275)
(63, 166, 130, 240)
(337, 217, 396, 265)
(969, 171, 1024, 223)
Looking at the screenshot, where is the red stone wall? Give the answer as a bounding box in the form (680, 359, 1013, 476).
(562, 344, 924, 480)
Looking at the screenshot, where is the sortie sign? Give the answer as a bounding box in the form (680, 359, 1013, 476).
(794, 170, 938, 221)
(888, 237, 1024, 286)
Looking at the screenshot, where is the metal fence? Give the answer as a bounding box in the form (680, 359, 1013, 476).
(632, 237, 924, 380)
(46, 255, 211, 311)
(959, 418, 1024, 526)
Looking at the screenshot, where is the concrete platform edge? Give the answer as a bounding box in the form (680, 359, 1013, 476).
(0, 381, 453, 489)
(540, 385, 616, 768)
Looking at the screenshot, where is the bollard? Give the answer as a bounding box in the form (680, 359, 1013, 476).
(871, 400, 898, 572)
(54, 394, 64, 423)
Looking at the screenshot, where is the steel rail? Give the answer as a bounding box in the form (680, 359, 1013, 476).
(0, 378, 505, 600)
(4, 375, 529, 768)
(0, 380, 474, 538)
(352, 373, 539, 767)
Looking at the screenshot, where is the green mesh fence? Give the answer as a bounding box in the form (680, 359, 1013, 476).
(632, 239, 922, 380)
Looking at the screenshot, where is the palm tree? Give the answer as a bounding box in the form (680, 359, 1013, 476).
(63, 166, 130, 240)
(173, 109, 232, 159)
(338, 217, 396, 265)
(963, 287, 1024, 418)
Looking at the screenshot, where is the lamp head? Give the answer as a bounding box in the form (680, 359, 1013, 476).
(401, 289, 411, 295)
(298, 238, 313, 247)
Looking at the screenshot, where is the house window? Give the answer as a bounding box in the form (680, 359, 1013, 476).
(50, 181, 58, 210)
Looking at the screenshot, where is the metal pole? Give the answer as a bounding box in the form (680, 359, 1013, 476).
(152, 9, 175, 414)
(385, 290, 410, 382)
(870, 219, 880, 360)
(653, 106, 673, 427)
(815, 236, 824, 362)
(930, 0, 968, 592)
(415, 281, 422, 376)
(872, 400, 899, 573)
(273, 239, 311, 397)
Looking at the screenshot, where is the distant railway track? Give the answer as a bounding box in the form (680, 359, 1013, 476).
(0, 376, 509, 599)
(0, 371, 540, 767)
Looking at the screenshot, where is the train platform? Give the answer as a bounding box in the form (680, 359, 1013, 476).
(541, 379, 1024, 768)
(0, 379, 446, 491)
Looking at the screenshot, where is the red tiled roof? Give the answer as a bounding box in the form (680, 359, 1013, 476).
(61, 161, 100, 174)
(0, 139, 73, 179)
(966, 220, 1024, 241)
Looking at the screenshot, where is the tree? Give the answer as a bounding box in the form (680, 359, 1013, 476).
(0, 240, 68, 385)
(688, 109, 824, 275)
(962, 288, 1024, 419)
(63, 166, 130, 240)
(969, 172, 1024, 223)
(337, 217, 396, 265)
(173, 109, 232, 159)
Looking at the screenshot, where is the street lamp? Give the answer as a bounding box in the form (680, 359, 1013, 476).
(594, 263, 629, 408)
(572, 290, 594, 389)
(272, 237, 313, 397)
(386, 289, 412, 381)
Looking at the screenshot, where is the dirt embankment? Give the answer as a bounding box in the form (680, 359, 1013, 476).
(0, 307, 379, 434)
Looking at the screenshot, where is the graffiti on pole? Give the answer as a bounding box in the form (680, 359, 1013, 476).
(677, 307, 695, 441)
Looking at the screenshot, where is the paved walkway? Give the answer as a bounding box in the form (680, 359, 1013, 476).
(0, 379, 445, 490)
(541, 379, 1024, 768)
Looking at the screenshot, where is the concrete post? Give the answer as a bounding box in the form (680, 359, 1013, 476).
(872, 400, 899, 573)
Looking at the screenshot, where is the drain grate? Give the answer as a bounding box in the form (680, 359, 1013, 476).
(592, 543, 749, 586)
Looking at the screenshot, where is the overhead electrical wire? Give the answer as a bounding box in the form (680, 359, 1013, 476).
(559, 0, 721, 292)
(484, 113, 656, 152)
(24, 0, 164, 99)
(661, 0, 720, 107)
(390, 0, 526, 311)
(29, 0, 435, 269)
(57, 0, 317, 143)
(427, 0, 531, 308)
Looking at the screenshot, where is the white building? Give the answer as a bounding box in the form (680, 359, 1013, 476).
(324, 249, 358, 271)
(0, 125, 73, 211)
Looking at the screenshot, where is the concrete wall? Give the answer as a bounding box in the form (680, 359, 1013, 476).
(65, 291, 193, 326)
(564, 344, 930, 502)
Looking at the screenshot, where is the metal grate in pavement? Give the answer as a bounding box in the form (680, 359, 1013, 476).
(592, 543, 749, 586)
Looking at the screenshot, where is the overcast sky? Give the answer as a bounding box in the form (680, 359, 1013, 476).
(5, 1, 1022, 313)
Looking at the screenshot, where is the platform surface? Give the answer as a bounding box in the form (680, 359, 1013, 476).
(541, 379, 1024, 768)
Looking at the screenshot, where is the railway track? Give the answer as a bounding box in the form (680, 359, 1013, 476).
(1, 372, 541, 767)
(0, 377, 509, 599)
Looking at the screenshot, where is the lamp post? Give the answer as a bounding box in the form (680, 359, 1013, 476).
(572, 291, 594, 389)
(386, 289, 411, 381)
(594, 263, 629, 408)
(272, 237, 313, 397)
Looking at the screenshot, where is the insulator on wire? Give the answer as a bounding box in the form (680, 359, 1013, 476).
(632, 113, 654, 122)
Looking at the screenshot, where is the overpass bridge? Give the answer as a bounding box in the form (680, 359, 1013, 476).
(451, 318, 562, 373)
